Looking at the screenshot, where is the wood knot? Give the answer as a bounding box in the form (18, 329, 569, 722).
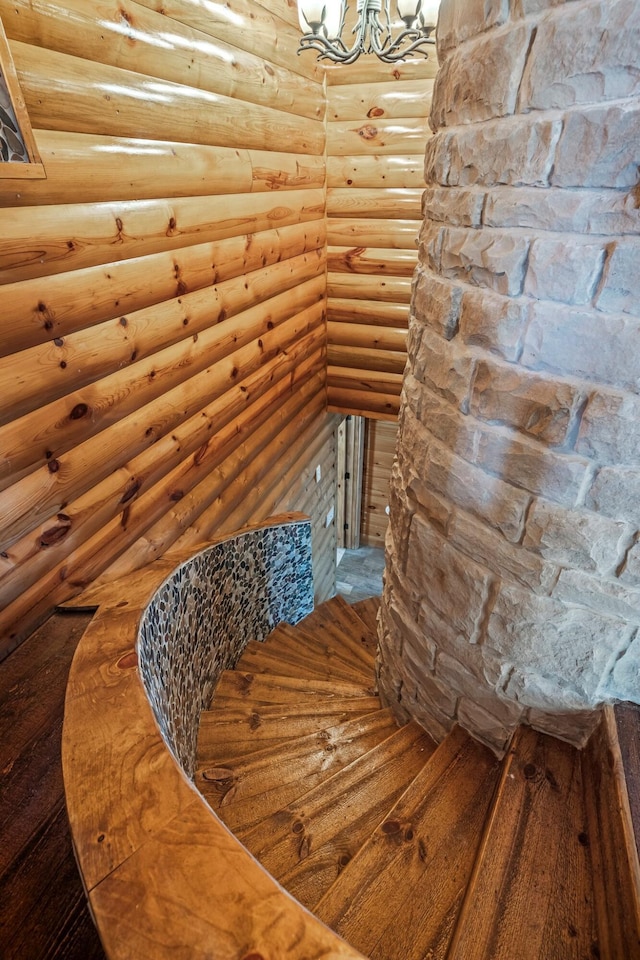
(291, 820, 305, 835)
(523, 763, 537, 780)
(116, 651, 138, 670)
(578, 831, 589, 847)
(381, 819, 401, 835)
(357, 124, 378, 140)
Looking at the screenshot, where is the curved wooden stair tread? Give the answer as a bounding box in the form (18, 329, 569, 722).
(196, 595, 640, 960)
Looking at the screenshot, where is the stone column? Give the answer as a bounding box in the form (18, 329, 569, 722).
(378, 0, 640, 755)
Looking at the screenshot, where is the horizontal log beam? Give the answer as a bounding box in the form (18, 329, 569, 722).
(0, 0, 324, 121)
(325, 58, 438, 86)
(327, 117, 430, 157)
(327, 298, 409, 327)
(1, 220, 326, 355)
(0, 187, 324, 283)
(135, 0, 323, 83)
(327, 366, 403, 394)
(0, 131, 325, 208)
(327, 273, 412, 302)
(327, 78, 433, 122)
(327, 188, 423, 219)
(12, 41, 324, 155)
(327, 218, 420, 250)
(327, 343, 406, 374)
(328, 388, 400, 420)
(327, 154, 424, 190)
(327, 245, 416, 276)
(327, 321, 406, 352)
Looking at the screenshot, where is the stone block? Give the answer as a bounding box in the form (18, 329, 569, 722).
(436, 651, 524, 724)
(401, 371, 424, 419)
(458, 287, 528, 362)
(606, 632, 640, 703)
(406, 664, 458, 718)
(511, 0, 568, 15)
(469, 357, 587, 448)
(407, 476, 453, 535)
(422, 185, 485, 227)
(417, 221, 445, 272)
(484, 185, 640, 236)
(421, 432, 531, 542)
(619, 538, 640, 586)
(586, 466, 640, 524)
(577, 388, 640, 465)
(502, 667, 596, 714)
(523, 498, 632, 576)
(412, 269, 462, 340)
(424, 131, 452, 185)
(487, 583, 635, 703)
(447, 506, 558, 594)
(476, 425, 591, 506)
(439, 227, 529, 296)
(446, 117, 562, 187)
(524, 237, 606, 305)
(388, 594, 438, 673)
(413, 324, 476, 408)
(522, 301, 640, 393)
(436, 0, 507, 58)
(519, 0, 640, 110)
(406, 513, 493, 642)
(432, 23, 530, 127)
(553, 568, 640, 625)
(596, 241, 640, 315)
(553, 101, 640, 189)
(526, 706, 600, 748)
(456, 698, 513, 755)
(416, 387, 478, 461)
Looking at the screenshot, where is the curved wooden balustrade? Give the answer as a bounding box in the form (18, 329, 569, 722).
(62, 513, 366, 960)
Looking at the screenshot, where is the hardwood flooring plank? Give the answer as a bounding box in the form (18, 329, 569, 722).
(315, 725, 500, 960)
(198, 697, 382, 763)
(234, 638, 372, 685)
(199, 710, 399, 832)
(447, 725, 598, 960)
(351, 597, 380, 637)
(211, 670, 375, 704)
(277, 619, 376, 675)
(583, 709, 640, 960)
(238, 722, 436, 908)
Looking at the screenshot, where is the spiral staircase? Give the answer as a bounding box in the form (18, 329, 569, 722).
(196, 594, 640, 960)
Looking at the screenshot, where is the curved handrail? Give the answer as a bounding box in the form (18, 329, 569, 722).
(62, 514, 366, 960)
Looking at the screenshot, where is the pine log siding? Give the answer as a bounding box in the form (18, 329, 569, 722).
(325, 56, 438, 422)
(0, 0, 328, 656)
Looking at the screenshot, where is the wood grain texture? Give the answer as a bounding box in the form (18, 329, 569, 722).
(615, 702, 640, 859)
(447, 725, 599, 960)
(361, 419, 397, 546)
(582, 709, 640, 960)
(238, 722, 436, 908)
(315, 725, 500, 960)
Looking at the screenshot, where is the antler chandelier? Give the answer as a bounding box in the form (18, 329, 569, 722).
(297, 0, 439, 64)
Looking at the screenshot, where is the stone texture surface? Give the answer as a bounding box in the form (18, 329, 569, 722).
(470, 357, 587, 448)
(380, 0, 640, 755)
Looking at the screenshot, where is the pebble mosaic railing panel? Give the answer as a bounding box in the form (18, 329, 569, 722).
(137, 519, 314, 777)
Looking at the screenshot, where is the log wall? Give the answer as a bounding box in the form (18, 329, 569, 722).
(325, 53, 438, 422)
(0, 0, 329, 657)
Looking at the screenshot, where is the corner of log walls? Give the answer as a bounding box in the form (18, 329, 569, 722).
(325, 55, 438, 423)
(0, 0, 437, 653)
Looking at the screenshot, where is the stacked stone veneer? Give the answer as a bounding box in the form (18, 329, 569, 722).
(378, 0, 640, 755)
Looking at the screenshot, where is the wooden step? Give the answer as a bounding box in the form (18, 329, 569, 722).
(197, 709, 400, 833)
(197, 697, 382, 764)
(299, 595, 378, 657)
(352, 597, 380, 638)
(211, 669, 376, 704)
(270, 622, 376, 680)
(235, 638, 372, 686)
(314, 725, 500, 960)
(447, 724, 598, 960)
(237, 721, 436, 909)
(582, 708, 640, 959)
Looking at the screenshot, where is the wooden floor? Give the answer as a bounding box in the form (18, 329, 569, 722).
(0, 610, 106, 960)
